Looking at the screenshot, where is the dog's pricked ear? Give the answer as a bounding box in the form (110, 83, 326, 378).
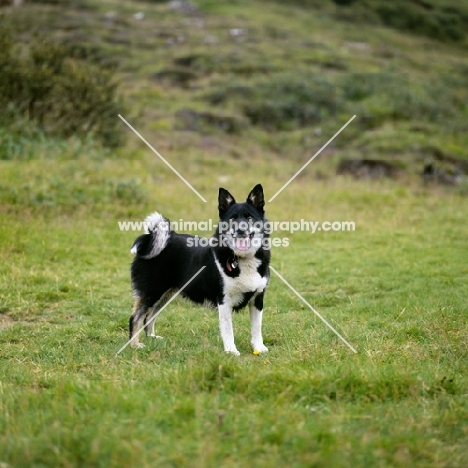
(218, 188, 236, 216)
(247, 184, 265, 212)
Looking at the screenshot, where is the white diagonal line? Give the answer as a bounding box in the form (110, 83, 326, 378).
(118, 114, 207, 203)
(270, 266, 357, 353)
(116, 266, 206, 355)
(268, 115, 356, 202)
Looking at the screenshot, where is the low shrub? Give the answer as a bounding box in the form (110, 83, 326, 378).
(375, 2, 466, 42)
(271, 0, 468, 43)
(206, 67, 467, 134)
(211, 74, 337, 131)
(0, 32, 125, 147)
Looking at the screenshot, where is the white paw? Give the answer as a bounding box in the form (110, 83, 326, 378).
(252, 343, 269, 354)
(225, 348, 240, 356)
(148, 334, 164, 340)
(130, 342, 145, 349)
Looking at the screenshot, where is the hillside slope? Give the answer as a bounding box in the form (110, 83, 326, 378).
(1, 0, 468, 184)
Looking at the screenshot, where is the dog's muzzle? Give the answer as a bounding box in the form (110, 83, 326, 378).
(233, 232, 255, 252)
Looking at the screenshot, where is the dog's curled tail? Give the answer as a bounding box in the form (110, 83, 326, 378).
(130, 212, 171, 259)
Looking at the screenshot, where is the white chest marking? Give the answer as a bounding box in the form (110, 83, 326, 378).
(214, 255, 267, 307)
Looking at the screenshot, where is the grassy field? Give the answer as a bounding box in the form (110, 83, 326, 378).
(1, 0, 468, 467)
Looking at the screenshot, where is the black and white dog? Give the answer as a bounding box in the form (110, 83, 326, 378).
(129, 184, 270, 355)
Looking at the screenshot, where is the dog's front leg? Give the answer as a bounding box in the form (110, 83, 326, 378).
(249, 293, 268, 353)
(218, 303, 240, 355)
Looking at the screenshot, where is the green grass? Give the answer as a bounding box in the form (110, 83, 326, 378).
(1, 151, 467, 467)
(1, 0, 468, 466)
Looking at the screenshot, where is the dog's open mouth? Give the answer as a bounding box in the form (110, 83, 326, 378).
(235, 233, 255, 251)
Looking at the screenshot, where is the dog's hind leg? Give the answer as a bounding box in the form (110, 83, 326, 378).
(249, 292, 268, 353)
(144, 289, 177, 339)
(129, 297, 150, 349)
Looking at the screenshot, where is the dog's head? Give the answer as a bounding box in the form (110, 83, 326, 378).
(217, 184, 268, 257)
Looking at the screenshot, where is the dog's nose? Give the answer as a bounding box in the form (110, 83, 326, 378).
(234, 220, 250, 237)
(235, 229, 249, 238)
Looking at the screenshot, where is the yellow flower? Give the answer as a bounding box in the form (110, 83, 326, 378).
(253, 350, 260, 355)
